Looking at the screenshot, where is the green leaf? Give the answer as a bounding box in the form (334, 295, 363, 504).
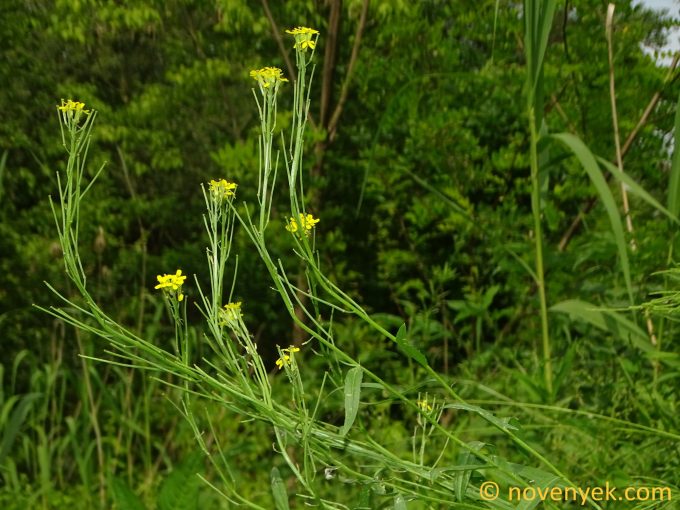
(551, 299, 650, 352)
(669, 89, 680, 218)
(597, 157, 679, 224)
(109, 477, 147, 510)
(394, 494, 407, 509)
(453, 441, 485, 502)
(551, 133, 633, 304)
(0, 392, 41, 467)
(394, 324, 429, 369)
(271, 467, 290, 510)
(524, 0, 557, 114)
(339, 366, 363, 437)
(445, 403, 519, 432)
(508, 466, 563, 510)
(157, 452, 203, 510)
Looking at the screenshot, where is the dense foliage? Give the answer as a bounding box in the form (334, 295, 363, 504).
(1, 0, 679, 508)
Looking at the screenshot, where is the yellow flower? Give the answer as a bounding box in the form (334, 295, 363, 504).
(249, 67, 288, 89)
(285, 27, 319, 51)
(57, 99, 90, 114)
(220, 301, 243, 325)
(275, 354, 291, 369)
(276, 345, 301, 369)
(285, 213, 320, 235)
(417, 399, 433, 413)
(209, 179, 237, 199)
(154, 269, 187, 301)
(285, 27, 319, 36)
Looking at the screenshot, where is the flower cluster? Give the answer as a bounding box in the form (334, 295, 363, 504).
(285, 213, 320, 236)
(275, 346, 300, 369)
(417, 398, 433, 413)
(57, 99, 90, 114)
(249, 67, 288, 89)
(208, 179, 237, 200)
(220, 301, 243, 326)
(285, 27, 319, 51)
(154, 269, 187, 302)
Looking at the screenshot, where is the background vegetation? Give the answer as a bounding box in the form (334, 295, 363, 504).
(1, 0, 680, 508)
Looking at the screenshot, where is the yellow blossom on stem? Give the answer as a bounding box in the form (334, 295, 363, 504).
(249, 67, 288, 89)
(285, 27, 319, 51)
(276, 345, 301, 369)
(417, 399, 433, 413)
(57, 99, 90, 114)
(220, 301, 243, 325)
(209, 179, 237, 200)
(275, 354, 291, 369)
(154, 269, 187, 302)
(285, 213, 320, 236)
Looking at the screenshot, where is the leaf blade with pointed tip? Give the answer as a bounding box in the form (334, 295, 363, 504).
(271, 467, 290, 510)
(597, 157, 679, 224)
(668, 90, 680, 217)
(453, 441, 486, 503)
(551, 299, 650, 352)
(339, 366, 363, 437)
(551, 133, 632, 304)
(395, 324, 429, 369)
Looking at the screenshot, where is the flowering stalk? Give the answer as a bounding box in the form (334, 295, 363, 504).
(43, 23, 585, 507)
(203, 179, 237, 323)
(53, 99, 98, 287)
(250, 67, 287, 234)
(285, 29, 319, 227)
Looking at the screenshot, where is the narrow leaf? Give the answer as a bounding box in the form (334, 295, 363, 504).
(271, 467, 290, 510)
(551, 133, 633, 304)
(453, 441, 485, 503)
(551, 299, 651, 352)
(668, 89, 680, 217)
(445, 403, 519, 432)
(597, 157, 679, 224)
(0, 392, 41, 467)
(524, 0, 557, 114)
(395, 324, 429, 369)
(339, 366, 363, 437)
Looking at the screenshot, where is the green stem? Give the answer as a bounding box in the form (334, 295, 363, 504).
(528, 106, 553, 396)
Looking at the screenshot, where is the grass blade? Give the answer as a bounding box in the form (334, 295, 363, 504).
(453, 441, 485, 502)
(551, 133, 633, 304)
(551, 299, 650, 352)
(0, 392, 41, 467)
(668, 90, 680, 217)
(597, 157, 679, 224)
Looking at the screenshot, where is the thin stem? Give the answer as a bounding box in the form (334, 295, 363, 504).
(529, 106, 553, 396)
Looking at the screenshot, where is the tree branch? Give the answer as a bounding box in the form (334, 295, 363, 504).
(327, 0, 370, 142)
(320, 0, 342, 128)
